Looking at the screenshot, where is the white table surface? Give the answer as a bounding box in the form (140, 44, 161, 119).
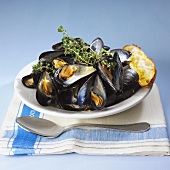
(0, 0, 170, 169)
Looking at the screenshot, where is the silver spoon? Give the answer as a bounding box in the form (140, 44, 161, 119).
(16, 116, 150, 138)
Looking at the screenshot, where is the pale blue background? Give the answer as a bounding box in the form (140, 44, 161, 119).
(0, 0, 170, 170)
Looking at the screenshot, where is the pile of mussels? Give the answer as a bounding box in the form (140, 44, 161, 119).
(22, 38, 140, 111)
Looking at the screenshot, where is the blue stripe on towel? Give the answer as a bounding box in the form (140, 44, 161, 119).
(12, 104, 40, 155)
(40, 127, 168, 142)
(19, 104, 40, 117)
(12, 149, 37, 155)
(5, 127, 168, 148)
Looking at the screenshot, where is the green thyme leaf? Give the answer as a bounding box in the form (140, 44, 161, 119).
(58, 26, 64, 32)
(32, 62, 56, 74)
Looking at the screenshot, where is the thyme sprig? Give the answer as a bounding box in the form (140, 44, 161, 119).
(32, 62, 56, 74)
(58, 26, 116, 69)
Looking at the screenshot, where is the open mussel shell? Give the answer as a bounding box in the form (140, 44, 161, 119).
(54, 64, 96, 86)
(57, 76, 92, 111)
(39, 51, 74, 65)
(111, 52, 124, 91)
(90, 37, 104, 54)
(22, 74, 36, 88)
(36, 71, 57, 106)
(98, 52, 124, 92)
(97, 63, 117, 92)
(115, 68, 140, 103)
(110, 49, 131, 65)
(39, 51, 63, 61)
(77, 75, 94, 106)
(22, 72, 41, 88)
(52, 56, 68, 70)
(90, 75, 106, 110)
(57, 84, 79, 108)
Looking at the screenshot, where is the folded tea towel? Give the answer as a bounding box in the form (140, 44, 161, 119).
(0, 84, 169, 155)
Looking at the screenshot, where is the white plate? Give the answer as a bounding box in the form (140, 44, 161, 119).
(14, 61, 152, 119)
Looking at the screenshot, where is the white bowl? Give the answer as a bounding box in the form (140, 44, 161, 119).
(14, 61, 152, 119)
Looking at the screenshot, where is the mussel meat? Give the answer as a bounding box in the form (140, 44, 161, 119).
(36, 71, 57, 106)
(22, 72, 41, 88)
(54, 64, 96, 86)
(52, 58, 68, 69)
(22, 74, 36, 88)
(90, 75, 106, 110)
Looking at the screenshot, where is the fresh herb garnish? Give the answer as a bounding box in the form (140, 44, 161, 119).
(32, 26, 116, 74)
(32, 62, 56, 74)
(58, 26, 116, 68)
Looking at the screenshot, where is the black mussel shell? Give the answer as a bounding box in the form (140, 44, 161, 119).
(105, 92, 116, 107)
(32, 72, 42, 86)
(52, 42, 64, 51)
(39, 51, 74, 71)
(57, 77, 91, 111)
(85, 44, 109, 51)
(22, 74, 36, 88)
(39, 51, 63, 61)
(90, 37, 104, 54)
(36, 71, 57, 106)
(98, 52, 124, 93)
(123, 68, 139, 90)
(22, 72, 42, 88)
(115, 68, 140, 103)
(103, 45, 110, 51)
(110, 49, 131, 66)
(77, 75, 94, 106)
(39, 51, 74, 64)
(111, 52, 124, 91)
(90, 75, 107, 110)
(97, 63, 117, 92)
(104, 52, 124, 91)
(36, 90, 53, 106)
(115, 84, 140, 104)
(58, 85, 79, 106)
(103, 81, 117, 107)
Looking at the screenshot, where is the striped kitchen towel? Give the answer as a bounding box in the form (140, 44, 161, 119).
(0, 84, 169, 155)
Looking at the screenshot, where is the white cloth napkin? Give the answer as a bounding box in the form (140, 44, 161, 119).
(0, 84, 169, 155)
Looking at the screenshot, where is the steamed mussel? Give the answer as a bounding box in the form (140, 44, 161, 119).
(22, 72, 42, 88)
(54, 64, 96, 86)
(21, 26, 156, 111)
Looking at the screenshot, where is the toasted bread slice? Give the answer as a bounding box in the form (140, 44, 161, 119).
(123, 44, 156, 87)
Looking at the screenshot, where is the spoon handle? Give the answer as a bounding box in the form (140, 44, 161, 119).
(64, 122, 150, 132)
